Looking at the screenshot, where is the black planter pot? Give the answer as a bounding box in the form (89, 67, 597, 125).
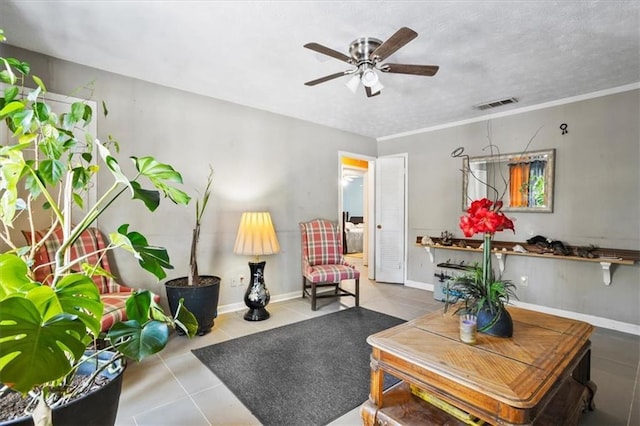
(2, 351, 125, 426)
(165, 275, 221, 336)
(477, 306, 513, 338)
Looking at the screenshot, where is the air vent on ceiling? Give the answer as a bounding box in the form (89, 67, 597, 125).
(473, 97, 519, 110)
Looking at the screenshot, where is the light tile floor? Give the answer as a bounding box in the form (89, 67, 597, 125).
(116, 258, 639, 425)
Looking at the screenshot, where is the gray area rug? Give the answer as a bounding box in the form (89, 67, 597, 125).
(191, 307, 405, 426)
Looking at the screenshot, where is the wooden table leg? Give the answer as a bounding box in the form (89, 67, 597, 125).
(361, 349, 385, 426)
(572, 343, 597, 411)
(370, 349, 385, 405)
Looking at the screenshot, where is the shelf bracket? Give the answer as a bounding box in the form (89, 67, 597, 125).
(600, 262, 612, 286)
(494, 252, 505, 274)
(423, 246, 434, 263)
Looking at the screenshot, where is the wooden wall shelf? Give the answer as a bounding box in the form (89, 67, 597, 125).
(417, 237, 638, 286)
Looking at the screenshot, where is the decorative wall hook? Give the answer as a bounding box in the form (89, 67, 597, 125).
(560, 123, 568, 135)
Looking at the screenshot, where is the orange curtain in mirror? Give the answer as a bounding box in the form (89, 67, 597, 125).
(509, 162, 530, 207)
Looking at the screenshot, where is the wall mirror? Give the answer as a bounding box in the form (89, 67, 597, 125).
(462, 148, 555, 212)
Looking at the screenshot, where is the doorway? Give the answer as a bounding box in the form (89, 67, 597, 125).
(341, 156, 369, 265)
(338, 152, 375, 266)
(338, 151, 407, 284)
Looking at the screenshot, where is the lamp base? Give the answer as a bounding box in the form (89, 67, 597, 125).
(243, 261, 271, 322)
(244, 307, 270, 321)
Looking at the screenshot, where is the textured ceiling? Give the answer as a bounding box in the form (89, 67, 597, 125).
(0, 1, 638, 140)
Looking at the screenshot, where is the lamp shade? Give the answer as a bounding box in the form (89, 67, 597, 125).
(345, 73, 360, 93)
(234, 212, 280, 256)
(361, 67, 379, 88)
(370, 79, 384, 95)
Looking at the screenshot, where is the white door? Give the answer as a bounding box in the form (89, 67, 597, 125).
(374, 155, 406, 283)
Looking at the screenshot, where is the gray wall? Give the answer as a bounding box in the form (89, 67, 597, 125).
(0, 45, 376, 308)
(379, 89, 640, 326)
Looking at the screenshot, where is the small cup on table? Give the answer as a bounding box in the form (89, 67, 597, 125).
(459, 313, 477, 344)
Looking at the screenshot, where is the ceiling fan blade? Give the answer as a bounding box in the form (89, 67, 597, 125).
(365, 86, 381, 98)
(304, 71, 348, 86)
(380, 63, 439, 76)
(304, 42, 353, 64)
(371, 27, 418, 62)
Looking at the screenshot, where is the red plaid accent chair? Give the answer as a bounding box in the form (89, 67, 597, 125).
(23, 226, 160, 332)
(299, 219, 359, 311)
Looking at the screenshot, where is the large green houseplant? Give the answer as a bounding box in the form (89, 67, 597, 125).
(165, 166, 221, 336)
(0, 30, 198, 425)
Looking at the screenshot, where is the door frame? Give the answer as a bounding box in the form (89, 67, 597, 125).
(338, 151, 408, 283)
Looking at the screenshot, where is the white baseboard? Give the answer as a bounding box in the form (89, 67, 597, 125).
(510, 300, 640, 336)
(217, 291, 301, 315)
(217, 301, 245, 315)
(271, 291, 302, 303)
(405, 280, 434, 292)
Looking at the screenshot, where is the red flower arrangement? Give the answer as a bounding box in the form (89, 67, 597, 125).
(450, 198, 517, 336)
(460, 198, 515, 237)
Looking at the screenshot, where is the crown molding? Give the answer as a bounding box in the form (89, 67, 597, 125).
(377, 82, 640, 142)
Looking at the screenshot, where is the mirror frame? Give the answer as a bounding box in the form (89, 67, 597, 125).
(462, 148, 556, 213)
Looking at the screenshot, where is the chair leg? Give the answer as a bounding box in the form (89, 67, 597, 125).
(311, 283, 317, 311)
(302, 276, 306, 299)
(355, 278, 360, 307)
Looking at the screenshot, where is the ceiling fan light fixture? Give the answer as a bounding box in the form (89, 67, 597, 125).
(370, 80, 384, 94)
(361, 68, 379, 88)
(345, 73, 360, 93)
(304, 27, 439, 98)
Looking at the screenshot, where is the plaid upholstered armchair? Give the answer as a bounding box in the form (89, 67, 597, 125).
(23, 226, 160, 332)
(299, 219, 360, 311)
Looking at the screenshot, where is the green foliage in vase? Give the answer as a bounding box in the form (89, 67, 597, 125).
(445, 262, 518, 317)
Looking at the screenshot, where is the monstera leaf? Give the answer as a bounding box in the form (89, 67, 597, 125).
(107, 291, 197, 361)
(54, 273, 103, 338)
(107, 319, 169, 362)
(111, 225, 174, 280)
(0, 297, 86, 393)
(107, 290, 169, 361)
(0, 265, 101, 393)
(0, 253, 36, 299)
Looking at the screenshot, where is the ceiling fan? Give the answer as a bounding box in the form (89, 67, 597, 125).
(304, 27, 439, 98)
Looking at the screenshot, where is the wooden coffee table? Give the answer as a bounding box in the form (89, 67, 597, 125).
(361, 307, 596, 425)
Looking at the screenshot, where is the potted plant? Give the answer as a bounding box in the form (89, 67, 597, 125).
(445, 198, 517, 337)
(165, 166, 221, 336)
(0, 30, 198, 425)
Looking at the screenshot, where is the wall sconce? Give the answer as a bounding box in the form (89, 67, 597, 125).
(233, 212, 280, 321)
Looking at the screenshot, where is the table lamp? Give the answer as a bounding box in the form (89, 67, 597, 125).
(233, 212, 280, 321)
